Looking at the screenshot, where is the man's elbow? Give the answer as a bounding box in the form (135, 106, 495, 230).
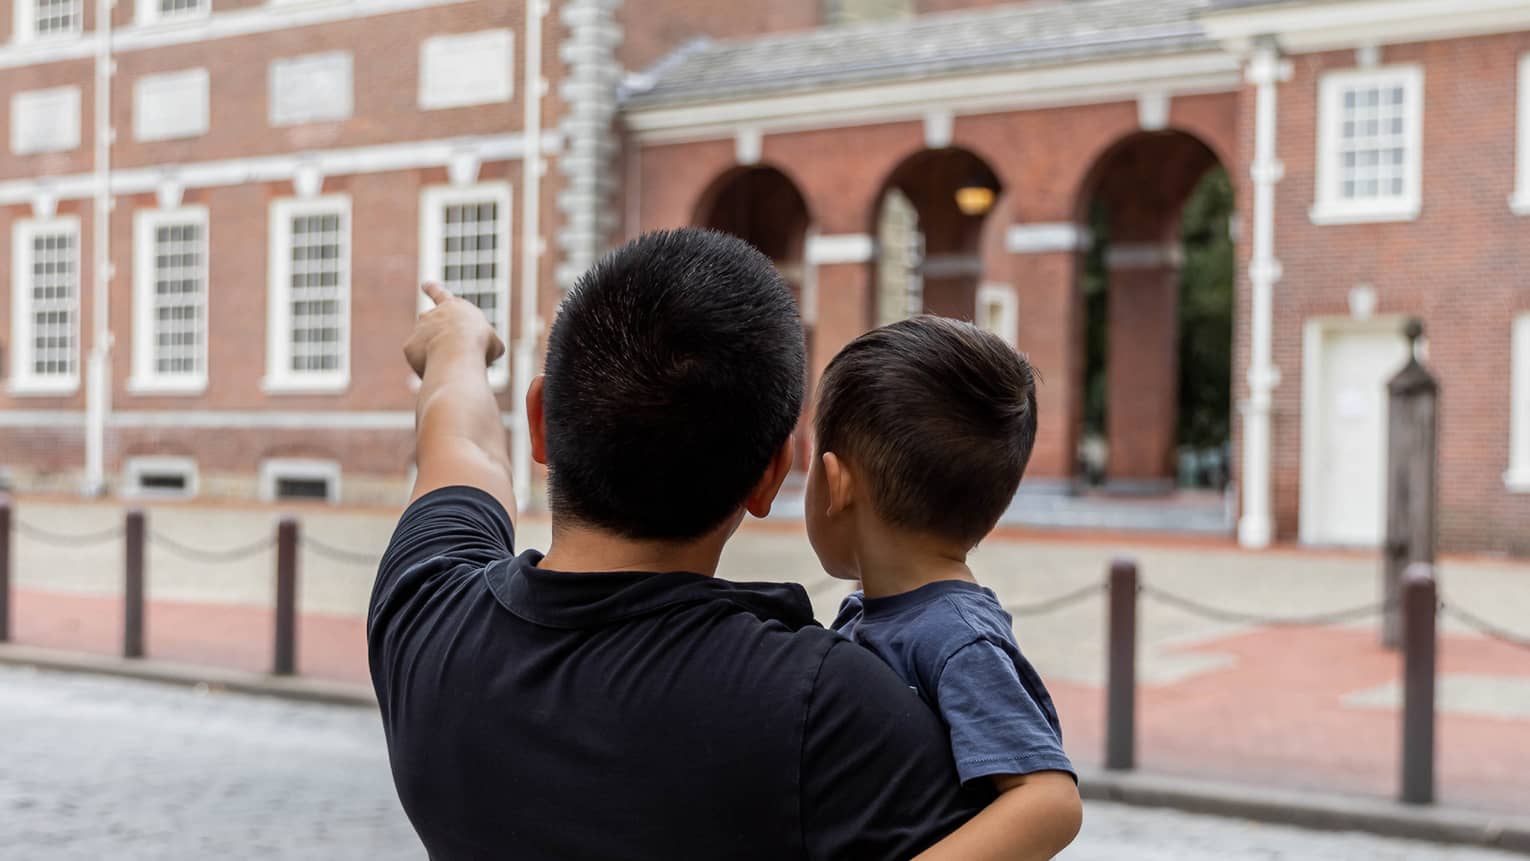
(1021, 772, 1082, 855)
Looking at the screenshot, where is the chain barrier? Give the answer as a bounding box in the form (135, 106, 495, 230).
(148, 530, 276, 563)
(13, 519, 125, 546)
(1006, 581, 1107, 617)
(1139, 584, 1393, 627)
(303, 536, 380, 566)
(1439, 601, 1530, 652)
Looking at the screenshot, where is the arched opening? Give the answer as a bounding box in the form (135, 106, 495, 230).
(871, 148, 1003, 327)
(1075, 131, 1233, 497)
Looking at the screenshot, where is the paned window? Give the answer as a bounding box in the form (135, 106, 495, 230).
(132, 207, 208, 392)
(1314, 67, 1423, 224)
(420, 184, 512, 386)
(266, 197, 350, 392)
(10, 218, 81, 395)
(34, 0, 82, 35)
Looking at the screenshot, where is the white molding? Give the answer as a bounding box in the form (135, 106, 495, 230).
(136, 0, 210, 28)
(264, 194, 352, 395)
(625, 51, 1241, 143)
(133, 67, 210, 143)
(268, 51, 354, 127)
(0, 0, 478, 70)
(10, 215, 82, 397)
(0, 409, 485, 430)
(12, 0, 83, 44)
(419, 181, 514, 389)
(1311, 65, 1424, 227)
(1203, 0, 1530, 55)
(1105, 242, 1183, 270)
(918, 253, 982, 279)
(0, 131, 559, 206)
(805, 233, 877, 265)
(10, 86, 82, 155)
(1137, 91, 1170, 132)
(0, 409, 84, 427)
(419, 28, 515, 111)
(924, 108, 954, 149)
(259, 457, 341, 504)
(131, 205, 210, 395)
(123, 455, 199, 499)
(1005, 222, 1090, 255)
(976, 282, 1019, 348)
(1514, 54, 1530, 217)
(734, 126, 762, 166)
(1509, 312, 1530, 493)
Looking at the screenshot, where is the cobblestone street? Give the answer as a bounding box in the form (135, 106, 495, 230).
(2, 666, 1524, 860)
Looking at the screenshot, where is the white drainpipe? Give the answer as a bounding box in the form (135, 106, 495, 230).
(513, 0, 548, 510)
(1238, 41, 1291, 549)
(83, 0, 114, 496)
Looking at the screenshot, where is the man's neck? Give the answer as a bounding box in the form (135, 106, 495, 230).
(538, 518, 735, 577)
(854, 518, 976, 599)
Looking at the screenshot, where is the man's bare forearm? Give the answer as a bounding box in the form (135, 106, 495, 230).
(411, 346, 517, 518)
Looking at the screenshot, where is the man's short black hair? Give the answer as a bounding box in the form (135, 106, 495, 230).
(542, 228, 806, 540)
(814, 316, 1038, 549)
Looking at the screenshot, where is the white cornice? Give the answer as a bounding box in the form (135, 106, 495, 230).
(0, 0, 476, 70)
(625, 51, 1242, 143)
(1201, 0, 1530, 55)
(0, 131, 560, 206)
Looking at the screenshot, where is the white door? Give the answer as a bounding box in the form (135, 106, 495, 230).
(1309, 327, 1410, 546)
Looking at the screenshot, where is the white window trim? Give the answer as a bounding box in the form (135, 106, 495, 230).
(9, 215, 82, 397)
(1310, 65, 1424, 226)
(130, 205, 209, 395)
(132, 67, 210, 142)
(1509, 313, 1530, 492)
(1512, 54, 1530, 216)
(264, 194, 352, 394)
(268, 51, 354, 127)
(123, 455, 199, 498)
(12, 0, 84, 44)
(976, 282, 1019, 348)
(136, 0, 210, 27)
(259, 457, 341, 503)
(419, 182, 513, 389)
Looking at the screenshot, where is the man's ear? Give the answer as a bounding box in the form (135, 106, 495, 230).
(744, 435, 796, 519)
(527, 375, 549, 466)
(822, 451, 854, 516)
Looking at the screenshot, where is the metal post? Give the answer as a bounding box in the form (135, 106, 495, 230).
(1383, 320, 1438, 648)
(1105, 558, 1138, 771)
(273, 517, 299, 676)
(1400, 563, 1437, 805)
(123, 509, 146, 659)
(0, 496, 11, 643)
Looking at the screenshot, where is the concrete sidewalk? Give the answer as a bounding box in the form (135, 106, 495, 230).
(7, 495, 1530, 818)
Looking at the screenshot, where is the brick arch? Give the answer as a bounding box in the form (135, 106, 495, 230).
(1073, 129, 1224, 239)
(694, 164, 813, 264)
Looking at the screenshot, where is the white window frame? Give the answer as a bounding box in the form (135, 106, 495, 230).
(13, 0, 84, 43)
(131, 205, 209, 394)
(1513, 55, 1530, 215)
(264, 194, 352, 394)
(975, 282, 1019, 348)
(268, 51, 354, 127)
(1311, 65, 1424, 226)
(418, 29, 514, 110)
(10, 215, 82, 396)
(10, 86, 82, 155)
(136, 0, 210, 27)
(1509, 313, 1530, 492)
(259, 457, 341, 503)
(123, 455, 199, 498)
(133, 67, 210, 142)
(419, 182, 513, 388)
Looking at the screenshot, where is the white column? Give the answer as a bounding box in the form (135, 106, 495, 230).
(513, 0, 548, 511)
(83, 0, 114, 496)
(1238, 43, 1291, 549)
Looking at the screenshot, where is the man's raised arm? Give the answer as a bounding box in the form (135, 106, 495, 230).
(403, 282, 516, 519)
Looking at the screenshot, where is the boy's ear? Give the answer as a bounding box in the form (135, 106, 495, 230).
(744, 435, 796, 519)
(527, 375, 549, 466)
(822, 451, 854, 516)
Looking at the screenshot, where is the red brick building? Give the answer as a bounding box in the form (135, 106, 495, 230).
(2, 0, 1527, 555)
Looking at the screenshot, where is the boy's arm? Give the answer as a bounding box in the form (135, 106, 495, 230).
(914, 772, 1081, 861)
(915, 638, 1081, 860)
(404, 283, 516, 518)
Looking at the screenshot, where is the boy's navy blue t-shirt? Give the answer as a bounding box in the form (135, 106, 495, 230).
(833, 580, 1075, 785)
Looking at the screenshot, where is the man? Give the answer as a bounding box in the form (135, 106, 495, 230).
(370, 229, 981, 859)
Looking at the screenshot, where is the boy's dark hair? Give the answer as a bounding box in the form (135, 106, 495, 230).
(815, 316, 1038, 549)
(542, 228, 806, 541)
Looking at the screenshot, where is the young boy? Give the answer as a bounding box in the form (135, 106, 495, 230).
(806, 316, 1081, 861)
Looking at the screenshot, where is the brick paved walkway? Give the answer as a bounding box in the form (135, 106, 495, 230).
(7, 496, 1529, 817)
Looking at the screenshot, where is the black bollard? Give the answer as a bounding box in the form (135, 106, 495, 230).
(124, 509, 146, 659)
(1400, 563, 1437, 805)
(1105, 558, 1138, 771)
(273, 517, 300, 676)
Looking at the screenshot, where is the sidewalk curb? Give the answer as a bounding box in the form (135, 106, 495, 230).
(1080, 768, 1530, 854)
(0, 644, 376, 708)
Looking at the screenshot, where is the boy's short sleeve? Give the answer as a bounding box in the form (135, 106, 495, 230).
(934, 639, 1075, 785)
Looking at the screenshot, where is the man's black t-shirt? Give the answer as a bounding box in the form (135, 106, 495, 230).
(368, 487, 982, 860)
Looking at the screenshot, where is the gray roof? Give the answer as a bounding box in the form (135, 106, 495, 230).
(625, 0, 1217, 108)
